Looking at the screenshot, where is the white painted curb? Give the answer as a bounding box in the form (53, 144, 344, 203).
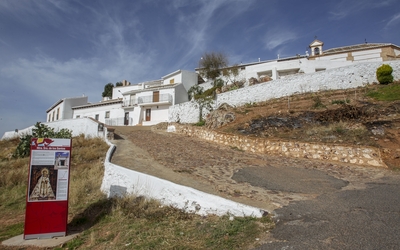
(100, 128, 265, 217)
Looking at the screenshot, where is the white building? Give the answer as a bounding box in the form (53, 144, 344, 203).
(44, 40, 400, 128)
(208, 40, 400, 83)
(46, 96, 88, 122)
(72, 99, 124, 125)
(117, 70, 198, 126)
(44, 70, 199, 127)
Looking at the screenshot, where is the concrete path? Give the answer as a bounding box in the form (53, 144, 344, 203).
(2, 233, 79, 248)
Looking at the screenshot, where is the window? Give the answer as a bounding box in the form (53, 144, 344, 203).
(56, 108, 60, 120)
(105, 111, 110, 118)
(52, 111, 55, 121)
(95, 114, 99, 121)
(170, 78, 174, 84)
(314, 47, 320, 55)
(76, 115, 80, 118)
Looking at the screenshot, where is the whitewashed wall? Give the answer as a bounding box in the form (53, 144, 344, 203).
(100, 131, 264, 217)
(169, 61, 400, 124)
(2, 118, 102, 140)
(73, 103, 124, 124)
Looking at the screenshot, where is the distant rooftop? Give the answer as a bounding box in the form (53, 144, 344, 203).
(323, 43, 398, 54)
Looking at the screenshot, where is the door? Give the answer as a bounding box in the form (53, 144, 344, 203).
(153, 91, 159, 102)
(145, 109, 151, 121)
(124, 112, 129, 125)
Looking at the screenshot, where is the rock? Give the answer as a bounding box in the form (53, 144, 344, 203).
(249, 77, 258, 86)
(259, 75, 272, 83)
(371, 126, 385, 136)
(205, 103, 236, 129)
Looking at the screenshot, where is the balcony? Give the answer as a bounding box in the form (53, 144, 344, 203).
(105, 117, 133, 126)
(137, 93, 172, 105)
(122, 99, 136, 108)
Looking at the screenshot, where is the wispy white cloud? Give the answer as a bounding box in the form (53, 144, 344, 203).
(264, 29, 297, 50)
(386, 12, 400, 27)
(170, 0, 255, 67)
(329, 0, 396, 20)
(0, 0, 75, 27)
(329, 1, 365, 20)
(0, 38, 10, 47)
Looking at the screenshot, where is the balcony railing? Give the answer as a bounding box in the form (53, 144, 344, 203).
(137, 94, 172, 104)
(122, 99, 136, 107)
(105, 117, 133, 126)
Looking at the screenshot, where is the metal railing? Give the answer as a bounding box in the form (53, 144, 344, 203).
(137, 93, 172, 104)
(122, 99, 136, 107)
(105, 117, 133, 126)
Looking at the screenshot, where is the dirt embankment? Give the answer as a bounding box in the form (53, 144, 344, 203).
(215, 88, 400, 169)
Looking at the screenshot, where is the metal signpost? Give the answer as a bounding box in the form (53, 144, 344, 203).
(24, 138, 72, 239)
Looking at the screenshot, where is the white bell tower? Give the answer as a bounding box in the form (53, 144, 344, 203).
(309, 39, 324, 56)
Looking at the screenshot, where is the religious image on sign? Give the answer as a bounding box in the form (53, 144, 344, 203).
(54, 151, 69, 169)
(29, 165, 57, 201)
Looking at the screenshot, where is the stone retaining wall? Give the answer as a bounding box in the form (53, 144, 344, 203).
(173, 124, 386, 168)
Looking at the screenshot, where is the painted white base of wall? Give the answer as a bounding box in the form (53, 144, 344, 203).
(100, 130, 265, 217)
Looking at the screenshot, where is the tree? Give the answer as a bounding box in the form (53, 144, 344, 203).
(188, 85, 214, 124)
(198, 52, 228, 81)
(222, 64, 240, 85)
(102, 83, 114, 98)
(115, 81, 123, 87)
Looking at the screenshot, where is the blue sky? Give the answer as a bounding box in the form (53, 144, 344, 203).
(1, 0, 399, 137)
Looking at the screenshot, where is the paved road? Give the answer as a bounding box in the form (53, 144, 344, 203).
(255, 175, 400, 249)
(111, 126, 400, 249)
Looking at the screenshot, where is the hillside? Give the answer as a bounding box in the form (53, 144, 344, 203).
(212, 83, 400, 169)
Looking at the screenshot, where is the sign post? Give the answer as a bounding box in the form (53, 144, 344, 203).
(24, 138, 72, 239)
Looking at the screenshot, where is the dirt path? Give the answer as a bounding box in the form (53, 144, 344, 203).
(110, 126, 388, 212)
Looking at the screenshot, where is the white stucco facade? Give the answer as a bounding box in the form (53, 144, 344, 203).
(118, 70, 198, 126)
(72, 100, 125, 125)
(46, 96, 88, 122)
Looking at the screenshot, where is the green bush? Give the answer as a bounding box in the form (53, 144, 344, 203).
(194, 120, 206, 126)
(376, 64, 394, 85)
(13, 122, 72, 158)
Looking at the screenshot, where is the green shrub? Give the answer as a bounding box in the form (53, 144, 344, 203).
(331, 99, 350, 105)
(376, 64, 394, 85)
(194, 120, 206, 126)
(13, 122, 72, 158)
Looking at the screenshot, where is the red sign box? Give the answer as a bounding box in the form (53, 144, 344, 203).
(24, 138, 72, 239)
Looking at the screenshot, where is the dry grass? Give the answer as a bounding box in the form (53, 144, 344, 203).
(67, 194, 273, 250)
